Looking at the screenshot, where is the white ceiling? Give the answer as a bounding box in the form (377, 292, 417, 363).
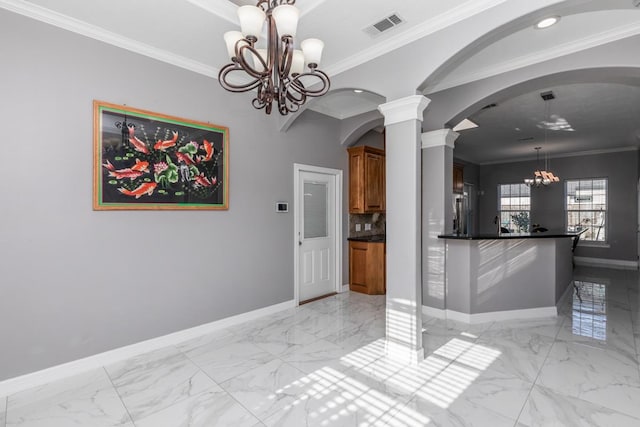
(453, 83, 640, 164)
(3, 0, 640, 162)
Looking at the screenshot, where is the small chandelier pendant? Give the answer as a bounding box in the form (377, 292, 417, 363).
(524, 147, 560, 187)
(219, 0, 330, 115)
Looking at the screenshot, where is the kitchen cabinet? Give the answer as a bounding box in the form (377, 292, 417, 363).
(349, 240, 385, 295)
(453, 163, 464, 194)
(348, 146, 385, 213)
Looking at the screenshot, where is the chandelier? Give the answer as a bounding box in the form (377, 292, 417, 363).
(524, 147, 560, 187)
(219, 0, 330, 115)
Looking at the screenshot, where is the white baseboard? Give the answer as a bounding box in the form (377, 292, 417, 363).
(422, 305, 446, 319)
(574, 256, 638, 270)
(422, 305, 557, 324)
(0, 299, 295, 397)
(341, 283, 350, 293)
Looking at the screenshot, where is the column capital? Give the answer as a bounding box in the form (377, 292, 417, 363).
(421, 128, 459, 150)
(378, 95, 431, 126)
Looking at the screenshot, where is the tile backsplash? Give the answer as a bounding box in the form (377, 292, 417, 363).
(349, 213, 386, 237)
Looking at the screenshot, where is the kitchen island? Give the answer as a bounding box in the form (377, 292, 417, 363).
(436, 231, 580, 322)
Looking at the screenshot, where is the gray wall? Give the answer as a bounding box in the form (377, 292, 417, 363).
(351, 130, 385, 149)
(0, 11, 348, 380)
(478, 150, 638, 261)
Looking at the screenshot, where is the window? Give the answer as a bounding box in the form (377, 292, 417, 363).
(566, 178, 607, 242)
(498, 183, 530, 232)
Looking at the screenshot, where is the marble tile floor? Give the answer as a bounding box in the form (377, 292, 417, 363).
(2, 266, 640, 426)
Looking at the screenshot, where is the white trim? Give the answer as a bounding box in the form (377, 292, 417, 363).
(422, 305, 557, 324)
(342, 283, 350, 293)
(479, 146, 638, 166)
(573, 256, 638, 270)
(577, 242, 611, 249)
(187, 0, 326, 23)
(325, 0, 509, 77)
(0, 299, 294, 397)
(378, 95, 430, 126)
(556, 278, 575, 308)
(384, 341, 425, 365)
(186, 0, 238, 24)
(293, 164, 343, 306)
(0, 0, 218, 79)
(428, 20, 640, 93)
(422, 305, 447, 319)
(0, 0, 505, 84)
(421, 129, 459, 150)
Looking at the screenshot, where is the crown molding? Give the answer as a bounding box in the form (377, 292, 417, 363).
(0, 0, 219, 78)
(309, 102, 381, 121)
(478, 146, 639, 165)
(427, 20, 640, 93)
(187, 0, 328, 24)
(187, 0, 238, 24)
(324, 0, 508, 77)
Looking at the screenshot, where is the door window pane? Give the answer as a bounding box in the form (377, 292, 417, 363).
(304, 182, 328, 238)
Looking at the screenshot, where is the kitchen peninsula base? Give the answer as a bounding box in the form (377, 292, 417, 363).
(436, 233, 576, 323)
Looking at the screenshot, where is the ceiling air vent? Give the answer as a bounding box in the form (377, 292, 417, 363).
(363, 13, 405, 37)
(540, 91, 555, 101)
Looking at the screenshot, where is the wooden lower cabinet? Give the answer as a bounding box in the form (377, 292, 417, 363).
(349, 241, 385, 295)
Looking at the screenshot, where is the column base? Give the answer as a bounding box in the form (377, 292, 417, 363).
(384, 340, 425, 365)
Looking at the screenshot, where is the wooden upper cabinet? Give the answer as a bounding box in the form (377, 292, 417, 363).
(453, 163, 464, 194)
(348, 146, 385, 213)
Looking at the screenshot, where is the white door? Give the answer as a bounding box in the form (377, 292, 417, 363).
(298, 171, 336, 302)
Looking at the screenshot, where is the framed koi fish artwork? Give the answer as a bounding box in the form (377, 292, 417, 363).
(93, 101, 229, 210)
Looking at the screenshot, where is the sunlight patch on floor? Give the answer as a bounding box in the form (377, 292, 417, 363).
(266, 331, 502, 425)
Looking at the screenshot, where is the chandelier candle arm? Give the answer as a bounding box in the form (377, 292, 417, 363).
(218, 0, 330, 116)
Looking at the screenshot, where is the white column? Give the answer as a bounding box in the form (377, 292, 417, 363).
(378, 95, 430, 364)
(421, 129, 459, 311)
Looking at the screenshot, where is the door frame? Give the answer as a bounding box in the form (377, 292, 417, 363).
(293, 163, 343, 305)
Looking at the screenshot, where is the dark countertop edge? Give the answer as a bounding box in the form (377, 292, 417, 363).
(438, 232, 582, 240)
(348, 235, 386, 243)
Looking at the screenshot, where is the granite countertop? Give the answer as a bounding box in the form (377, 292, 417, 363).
(438, 229, 584, 240)
(347, 234, 386, 243)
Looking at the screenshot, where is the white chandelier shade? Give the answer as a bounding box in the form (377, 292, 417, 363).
(272, 4, 299, 37)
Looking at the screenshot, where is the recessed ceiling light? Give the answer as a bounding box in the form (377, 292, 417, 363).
(353, 89, 363, 93)
(534, 16, 560, 29)
(452, 118, 478, 132)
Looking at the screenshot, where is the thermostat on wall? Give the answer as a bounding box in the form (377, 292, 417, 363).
(275, 202, 289, 213)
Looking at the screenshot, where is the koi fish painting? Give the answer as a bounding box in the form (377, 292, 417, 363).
(93, 101, 229, 210)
